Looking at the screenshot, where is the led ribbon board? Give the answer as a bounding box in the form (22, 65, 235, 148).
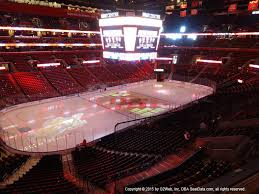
(37, 63, 60, 67)
(99, 15, 163, 61)
(196, 59, 222, 64)
(154, 68, 165, 72)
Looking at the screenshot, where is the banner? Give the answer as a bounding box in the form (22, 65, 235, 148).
(165, 5, 174, 15)
(166, 5, 174, 11)
(248, 0, 258, 11)
(192, 1, 199, 8)
(228, 3, 237, 13)
(180, 10, 187, 17)
(0, 2, 99, 19)
(180, 3, 187, 9)
(191, 9, 198, 15)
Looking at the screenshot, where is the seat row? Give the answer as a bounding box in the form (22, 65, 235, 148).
(1, 155, 84, 194)
(72, 147, 159, 187)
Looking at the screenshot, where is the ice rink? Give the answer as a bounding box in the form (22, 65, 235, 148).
(0, 80, 214, 152)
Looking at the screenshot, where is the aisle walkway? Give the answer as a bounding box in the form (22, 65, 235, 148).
(107, 148, 196, 193)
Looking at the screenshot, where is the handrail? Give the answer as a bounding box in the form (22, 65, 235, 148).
(114, 100, 179, 132)
(114, 75, 216, 134)
(0, 138, 75, 156)
(114, 94, 213, 134)
(1, 77, 215, 154)
(220, 72, 241, 84)
(190, 65, 209, 83)
(127, 148, 204, 188)
(0, 80, 155, 154)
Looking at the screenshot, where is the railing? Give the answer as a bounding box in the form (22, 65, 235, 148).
(0, 76, 216, 153)
(114, 93, 212, 137)
(171, 73, 217, 91)
(0, 79, 154, 153)
(0, 127, 92, 153)
(114, 75, 216, 136)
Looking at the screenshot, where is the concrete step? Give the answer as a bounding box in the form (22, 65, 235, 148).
(62, 154, 108, 194)
(1, 156, 41, 186)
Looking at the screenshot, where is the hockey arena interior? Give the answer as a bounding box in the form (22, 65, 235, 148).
(0, 0, 259, 193)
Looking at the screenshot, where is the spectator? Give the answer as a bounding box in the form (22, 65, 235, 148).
(83, 139, 87, 145)
(199, 121, 208, 136)
(80, 139, 87, 147)
(184, 130, 191, 140)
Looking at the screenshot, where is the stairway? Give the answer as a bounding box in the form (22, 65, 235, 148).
(168, 71, 173, 80)
(93, 145, 158, 158)
(108, 147, 196, 194)
(62, 154, 109, 194)
(190, 64, 208, 83)
(0, 156, 41, 187)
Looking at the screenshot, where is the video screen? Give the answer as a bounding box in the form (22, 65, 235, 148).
(101, 28, 160, 52)
(99, 16, 162, 61)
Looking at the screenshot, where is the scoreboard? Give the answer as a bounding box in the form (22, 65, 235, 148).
(99, 13, 163, 61)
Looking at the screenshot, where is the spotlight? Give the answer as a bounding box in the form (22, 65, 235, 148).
(180, 26, 186, 33)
